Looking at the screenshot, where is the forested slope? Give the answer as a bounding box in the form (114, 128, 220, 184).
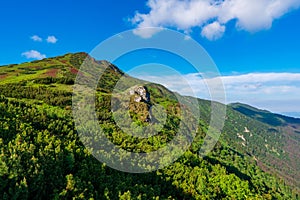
(0, 53, 298, 199)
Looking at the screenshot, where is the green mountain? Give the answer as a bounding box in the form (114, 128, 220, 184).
(230, 103, 300, 127)
(0, 53, 299, 199)
(227, 103, 300, 188)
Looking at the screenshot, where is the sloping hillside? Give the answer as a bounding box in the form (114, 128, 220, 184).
(226, 103, 300, 187)
(231, 103, 300, 127)
(0, 53, 298, 199)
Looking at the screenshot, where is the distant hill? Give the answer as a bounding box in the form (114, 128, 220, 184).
(0, 53, 299, 199)
(230, 102, 300, 127)
(282, 112, 300, 118)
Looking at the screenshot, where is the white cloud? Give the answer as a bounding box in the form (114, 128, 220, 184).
(30, 35, 42, 42)
(184, 35, 192, 40)
(21, 50, 46, 60)
(46, 35, 58, 44)
(131, 0, 300, 39)
(132, 27, 163, 39)
(201, 21, 225, 40)
(131, 72, 300, 113)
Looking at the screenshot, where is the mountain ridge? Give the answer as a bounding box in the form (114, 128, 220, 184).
(230, 102, 300, 125)
(0, 52, 299, 199)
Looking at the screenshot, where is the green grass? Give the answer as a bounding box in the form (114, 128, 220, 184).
(0, 52, 299, 195)
(0, 69, 48, 84)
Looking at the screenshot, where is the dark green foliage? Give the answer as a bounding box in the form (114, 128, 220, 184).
(69, 52, 89, 68)
(0, 96, 296, 199)
(0, 83, 72, 106)
(0, 53, 299, 199)
(228, 103, 300, 187)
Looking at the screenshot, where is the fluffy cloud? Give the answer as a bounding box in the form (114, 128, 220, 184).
(132, 72, 300, 113)
(21, 50, 46, 60)
(30, 35, 58, 43)
(131, 0, 300, 40)
(30, 35, 42, 42)
(46, 36, 58, 44)
(201, 22, 225, 40)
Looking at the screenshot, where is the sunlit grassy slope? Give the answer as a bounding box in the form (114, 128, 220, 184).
(0, 52, 299, 199)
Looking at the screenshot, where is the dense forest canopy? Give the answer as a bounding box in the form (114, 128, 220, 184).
(0, 52, 299, 199)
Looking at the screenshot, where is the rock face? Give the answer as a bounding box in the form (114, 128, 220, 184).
(129, 86, 150, 103)
(129, 86, 152, 122)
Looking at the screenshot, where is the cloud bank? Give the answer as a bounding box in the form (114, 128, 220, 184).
(22, 50, 46, 60)
(131, 0, 300, 40)
(132, 72, 300, 113)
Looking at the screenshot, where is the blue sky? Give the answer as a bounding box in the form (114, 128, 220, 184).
(1, 0, 300, 116)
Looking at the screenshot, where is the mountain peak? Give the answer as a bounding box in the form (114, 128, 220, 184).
(0, 52, 299, 197)
(0, 52, 124, 85)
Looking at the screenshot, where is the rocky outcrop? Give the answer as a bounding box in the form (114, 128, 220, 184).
(129, 86, 150, 103)
(129, 86, 152, 122)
